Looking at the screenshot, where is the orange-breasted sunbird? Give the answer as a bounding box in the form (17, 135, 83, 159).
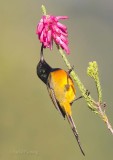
(36, 45, 85, 155)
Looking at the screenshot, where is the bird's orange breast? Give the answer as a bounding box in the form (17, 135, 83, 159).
(49, 69, 76, 115)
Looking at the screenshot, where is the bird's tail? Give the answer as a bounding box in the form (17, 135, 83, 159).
(66, 113, 85, 156)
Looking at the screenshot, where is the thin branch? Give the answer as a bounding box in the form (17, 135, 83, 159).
(58, 46, 113, 135)
(93, 101, 113, 134)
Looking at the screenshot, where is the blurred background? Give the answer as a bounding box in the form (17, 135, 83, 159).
(0, 0, 113, 159)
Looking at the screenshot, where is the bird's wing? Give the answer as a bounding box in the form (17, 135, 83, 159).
(46, 75, 66, 118)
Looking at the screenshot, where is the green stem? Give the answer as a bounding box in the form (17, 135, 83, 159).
(95, 76, 102, 103)
(58, 47, 97, 112)
(87, 61, 102, 103)
(58, 46, 113, 134)
(41, 5, 47, 15)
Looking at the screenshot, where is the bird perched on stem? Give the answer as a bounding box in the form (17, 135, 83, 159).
(37, 44, 85, 156)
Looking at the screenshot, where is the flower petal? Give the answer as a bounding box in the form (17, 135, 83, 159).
(37, 22, 44, 35)
(57, 22, 67, 31)
(52, 25, 68, 37)
(56, 16, 68, 20)
(47, 30, 52, 43)
(60, 34, 68, 44)
(55, 36, 70, 54)
(40, 31, 44, 42)
(61, 41, 70, 54)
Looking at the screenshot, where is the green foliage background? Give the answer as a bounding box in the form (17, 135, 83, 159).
(0, 0, 113, 159)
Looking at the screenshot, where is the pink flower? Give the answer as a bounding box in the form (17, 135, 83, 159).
(36, 15, 70, 54)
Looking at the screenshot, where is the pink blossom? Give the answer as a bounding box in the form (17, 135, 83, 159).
(36, 15, 70, 54)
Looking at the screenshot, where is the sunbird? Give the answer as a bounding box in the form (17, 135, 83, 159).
(36, 45, 85, 155)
